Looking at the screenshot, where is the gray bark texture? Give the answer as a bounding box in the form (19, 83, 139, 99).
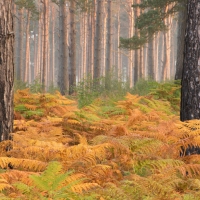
(0, 0, 14, 141)
(181, 0, 200, 121)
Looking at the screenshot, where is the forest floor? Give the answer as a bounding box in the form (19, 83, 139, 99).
(1, 85, 200, 199)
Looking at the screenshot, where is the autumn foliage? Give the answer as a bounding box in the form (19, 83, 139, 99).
(0, 86, 200, 199)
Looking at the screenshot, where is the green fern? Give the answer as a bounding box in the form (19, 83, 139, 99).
(14, 161, 93, 200)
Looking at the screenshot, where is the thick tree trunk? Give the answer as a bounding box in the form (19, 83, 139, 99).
(181, 0, 200, 121)
(0, 0, 14, 141)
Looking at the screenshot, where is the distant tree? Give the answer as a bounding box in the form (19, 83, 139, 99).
(42, 0, 50, 92)
(14, 0, 39, 82)
(119, 0, 186, 80)
(0, 0, 14, 141)
(58, 0, 69, 95)
(175, 3, 187, 80)
(69, 0, 76, 95)
(94, 0, 103, 84)
(105, 0, 112, 90)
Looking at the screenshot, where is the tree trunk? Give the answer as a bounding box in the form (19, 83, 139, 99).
(102, 1, 107, 77)
(134, 0, 140, 84)
(51, 4, 55, 86)
(69, 0, 76, 95)
(59, 0, 69, 95)
(19, 8, 24, 81)
(14, 5, 20, 80)
(0, 0, 14, 141)
(175, 3, 187, 80)
(105, 0, 112, 90)
(88, 0, 96, 77)
(94, 0, 103, 84)
(148, 38, 154, 80)
(117, 5, 121, 81)
(128, 0, 134, 87)
(24, 10, 30, 83)
(181, 0, 200, 121)
(42, 0, 49, 92)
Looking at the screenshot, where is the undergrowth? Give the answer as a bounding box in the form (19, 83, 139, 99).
(3, 80, 200, 200)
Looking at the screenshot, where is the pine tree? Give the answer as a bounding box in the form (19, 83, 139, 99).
(0, 0, 14, 141)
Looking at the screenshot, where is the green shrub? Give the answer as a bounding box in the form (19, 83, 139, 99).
(75, 74, 131, 108)
(131, 79, 159, 96)
(14, 80, 28, 92)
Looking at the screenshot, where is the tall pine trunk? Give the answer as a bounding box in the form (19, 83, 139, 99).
(69, 0, 76, 95)
(42, 0, 49, 92)
(94, 0, 103, 85)
(175, 3, 187, 80)
(0, 0, 14, 141)
(24, 10, 30, 83)
(105, 0, 112, 90)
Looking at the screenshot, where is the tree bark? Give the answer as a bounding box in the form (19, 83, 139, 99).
(19, 8, 24, 81)
(181, 0, 200, 121)
(134, 0, 140, 84)
(105, 0, 112, 90)
(175, 3, 187, 80)
(148, 38, 155, 80)
(69, 0, 76, 95)
(24, 10, 30, 83)
(0, 0, 14, 141)
(94, 0, 103, 84)
(59, 0, 69, 95)
(42, 0, 49, 92)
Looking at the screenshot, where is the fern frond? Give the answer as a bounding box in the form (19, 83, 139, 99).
(71, 182, 99, 193)
(14, 182, 32, 195)
(182, 155, 200, 164)
(0, 140, 13, 156)
(24, 104, 37, 111)
(176, 164, 200, 178)
(74, 133, 88, 145)
(0, 178, 13, 191)
(108, 125, 129, 136)
(64, 173, 86, 184)
(0, 170, 32, 185)
(0, 157, 47, 172)
(130, 174, 175, 198)
(129, 138, 164, 155)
